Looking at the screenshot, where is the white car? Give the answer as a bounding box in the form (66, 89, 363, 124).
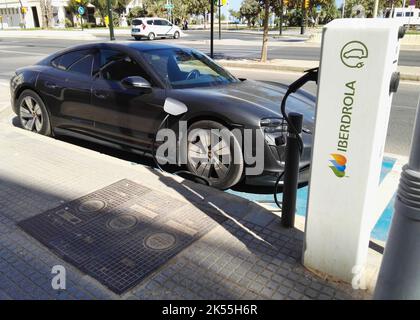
(131, 17, 181, 40)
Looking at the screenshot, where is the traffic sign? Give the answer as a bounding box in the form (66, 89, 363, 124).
(77, 6, 85, 15)
(316, 5, 322, 13)
(164, 4, 174, 9)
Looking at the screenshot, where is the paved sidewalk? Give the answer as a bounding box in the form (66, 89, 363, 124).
(0, 118, 372, 300)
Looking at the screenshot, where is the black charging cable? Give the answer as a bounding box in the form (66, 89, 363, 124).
(274, 67, 319, 208)
(152, 115, 211, 186)
(280, 67, 318, 154)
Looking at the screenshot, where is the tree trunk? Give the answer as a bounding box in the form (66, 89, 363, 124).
(40, 0, 53, 28)
(260, 0, 270, 63)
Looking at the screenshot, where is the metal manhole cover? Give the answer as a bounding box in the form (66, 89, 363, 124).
(144, 232, 176, 250)
(18, 179, 225, 294)
(107, 214, 137, 231)
(78, 199, 106, 213)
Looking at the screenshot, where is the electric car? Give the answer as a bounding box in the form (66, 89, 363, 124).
(131, 17, 181, 40)
(10, 42, 315, 189)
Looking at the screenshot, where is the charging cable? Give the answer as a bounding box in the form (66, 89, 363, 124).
(152, 115, 211, 186)
(274, 67, 319, 208)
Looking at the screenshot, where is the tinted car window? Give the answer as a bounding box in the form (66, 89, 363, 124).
(67, 54, 94, 76)
(51, 50, 91, 71)
(132, 19, 142, 25)
(141, 48, 238, 89)
(160, 20, 170, 26)
(154, 20, 163, 25)
(97, 49, 150, 82)
(147, 20, 153, 25)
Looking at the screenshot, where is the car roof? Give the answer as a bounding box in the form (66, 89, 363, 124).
(132, 17, 166, 20)
(37, 42, 190, 64)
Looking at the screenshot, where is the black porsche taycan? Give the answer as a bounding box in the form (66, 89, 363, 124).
(10, 42, 315, 189)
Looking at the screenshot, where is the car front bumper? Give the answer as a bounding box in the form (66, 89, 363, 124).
(244, 131, 312, 187)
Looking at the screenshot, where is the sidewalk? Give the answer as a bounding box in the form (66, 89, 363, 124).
(0, 108, 373, 299)
(219, 59, 420, 82)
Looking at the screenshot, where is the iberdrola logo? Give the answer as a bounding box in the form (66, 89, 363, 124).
(329, 153, 347, 178)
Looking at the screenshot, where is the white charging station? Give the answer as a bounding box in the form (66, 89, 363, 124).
(303, 19, 403, 285)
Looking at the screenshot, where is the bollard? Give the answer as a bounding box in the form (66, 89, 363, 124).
(281, 112, 303, 228)
(374, 99, 420, 299)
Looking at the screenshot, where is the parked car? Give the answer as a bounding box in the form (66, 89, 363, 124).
(10, 42, 315, 189)
(131, 17, 181, 40)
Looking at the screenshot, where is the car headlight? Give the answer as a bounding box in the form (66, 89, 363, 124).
(260, 117, 288, 134)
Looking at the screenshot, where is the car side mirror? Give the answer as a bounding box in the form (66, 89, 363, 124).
(164, 97, 188, 116)
(121, 76, 152, 90)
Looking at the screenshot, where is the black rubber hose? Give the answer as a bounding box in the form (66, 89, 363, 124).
(151, 115, 211, 186)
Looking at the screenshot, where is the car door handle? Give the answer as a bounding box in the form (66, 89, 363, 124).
(45, 81, 59, 89)
(93, 90, 108, 99)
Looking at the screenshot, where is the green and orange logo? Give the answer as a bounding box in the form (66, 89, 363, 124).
(329, 153, 347, 178)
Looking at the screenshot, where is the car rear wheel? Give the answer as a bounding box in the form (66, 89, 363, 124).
(17, 89, 51, 136)
(148, 32, 155, 40)
(187, 120, 244, 190)
(173, 31, 180, 39)
(134, 36, 141, 40)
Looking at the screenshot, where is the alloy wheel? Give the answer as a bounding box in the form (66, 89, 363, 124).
(187, 129, 232, 184)
(19, 96, 43, 132)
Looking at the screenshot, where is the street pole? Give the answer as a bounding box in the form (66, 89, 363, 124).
(218, 0, 221, 40)
(279, 0, 283, 35)
(210, 0, 214, 58)
(374, 96, 420, 299)
(341, 0, 346, 18)
(300, 0, 305, 35)
(106, 0, 115, 40)
(373, 0, 379, 18)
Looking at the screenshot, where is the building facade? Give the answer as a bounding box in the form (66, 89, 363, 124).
(0, 0, 142, 29)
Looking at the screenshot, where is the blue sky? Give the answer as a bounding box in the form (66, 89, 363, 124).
(222, 0, 344, 17)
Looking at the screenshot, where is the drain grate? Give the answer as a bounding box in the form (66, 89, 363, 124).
(19, 179, 225, 294)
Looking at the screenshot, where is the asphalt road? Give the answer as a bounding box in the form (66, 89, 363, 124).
(181, 30, 420, 66)
(0, 36, 419, 156)
(1, 29, 420, 66)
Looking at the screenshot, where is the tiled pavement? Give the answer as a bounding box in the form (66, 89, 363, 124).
(0, 120, 370, 300)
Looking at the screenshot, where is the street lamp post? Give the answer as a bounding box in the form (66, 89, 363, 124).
(374, 97, 420, 299)
(107, 0, 115, 40)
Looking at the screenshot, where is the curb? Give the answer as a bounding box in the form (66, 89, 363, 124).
(219, 61, 420, 82)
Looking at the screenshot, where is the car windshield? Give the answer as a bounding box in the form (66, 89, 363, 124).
(140, 48, 239, 89)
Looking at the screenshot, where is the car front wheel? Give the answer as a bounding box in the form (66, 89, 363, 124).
(173, 31, 180, 39)
(17, 89, 52, 136)
(187, 120, 244, 190)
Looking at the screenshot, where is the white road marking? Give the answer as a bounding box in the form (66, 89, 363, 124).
(369, 153, 408, 230)
(0, 49, 46, 56)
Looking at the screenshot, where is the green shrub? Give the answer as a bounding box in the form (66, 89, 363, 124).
(65, 17, 73, 28)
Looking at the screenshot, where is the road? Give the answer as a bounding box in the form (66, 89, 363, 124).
(182, 30, 420, 66)
(0, 36, 419, 156)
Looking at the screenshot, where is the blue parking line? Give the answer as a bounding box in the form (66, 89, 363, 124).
(227, 157, 397, 242)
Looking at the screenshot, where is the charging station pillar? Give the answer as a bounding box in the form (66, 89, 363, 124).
(303, 19, 404, 284)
